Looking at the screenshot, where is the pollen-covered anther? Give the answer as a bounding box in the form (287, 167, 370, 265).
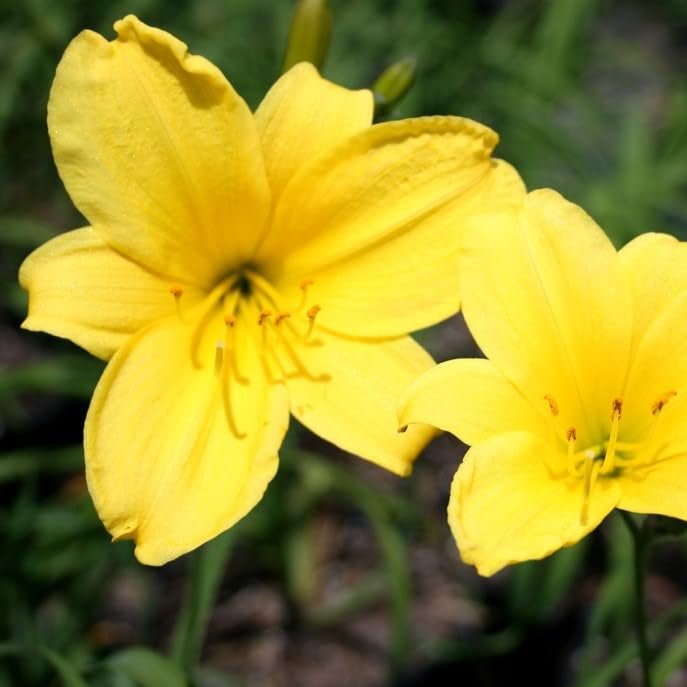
(543, 394, 559, 417)
(611, 397, 623, 419)
(274, 311, 291, 326)
(170, 284, 185, 321)
(652, 389, 677, 415)
(307, 305, 321, 321)
(224, 314, 236, 328)
(257, 309, 272, 325)
(299, 277, 314, 291)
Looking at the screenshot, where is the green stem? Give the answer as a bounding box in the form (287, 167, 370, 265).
(619, 511, 652, 687)
(171, 531, 235, 675)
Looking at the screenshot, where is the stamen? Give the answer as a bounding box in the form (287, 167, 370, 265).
(274, 311, 291, 325)
(643, 390, 678, 451)
(223, 316, 248, 384)
(543, 394, 559, 417)
(219, 351, 246, 439)
(652, 390, 677, 415)
(580, 459, 601, 526)
(602, 398, 622, 473)
(305, 304, 321, 338)
(170, 284, 184, 320)
(296, 277, 315, 310)
(189, 276, 238, 368)
(277, 335, 330, 382)
(567, 427, 577, 462)
(257, 309, 272, 325)
(611, 397, 623, 419)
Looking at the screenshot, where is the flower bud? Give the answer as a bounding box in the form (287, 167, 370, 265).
(282, 0, 333, 73)
(372, 57, 417, 116)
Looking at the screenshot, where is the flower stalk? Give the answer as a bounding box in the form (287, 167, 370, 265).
(619, 511, 653, 687)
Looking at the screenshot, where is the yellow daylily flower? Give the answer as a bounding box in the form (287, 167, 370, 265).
(19, 16, 524, 565)
(399, 189, 687, 576)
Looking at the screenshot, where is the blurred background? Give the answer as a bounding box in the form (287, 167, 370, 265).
(2, 0, 687, 685)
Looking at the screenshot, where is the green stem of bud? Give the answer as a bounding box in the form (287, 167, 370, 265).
(282, 0, 333, 73)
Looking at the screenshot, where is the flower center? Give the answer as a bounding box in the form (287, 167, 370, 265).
(543, 391, 678, 525)
(167, 269, 328, 437)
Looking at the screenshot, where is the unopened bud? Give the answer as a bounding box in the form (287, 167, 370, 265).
(372, 57, 417, 116)
(282, 0, 333, 73)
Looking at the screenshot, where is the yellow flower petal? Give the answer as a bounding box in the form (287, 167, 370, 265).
(449, 432, 621, 576)
(622, 290, 687, 437)
(254, 62, 373, 202)
(260, 116, 501, 276)
(285, 331, 435, 476)
(277, 160, 525, 338)
(19, 227, 197, 360)
(84, 316, 289, 565)
(619, 232, 687, 357)
(398, 358, 548, 445)
(618, 454, 687, 521)
(48, 15, 270, 286)
(460, 189, 632, 446)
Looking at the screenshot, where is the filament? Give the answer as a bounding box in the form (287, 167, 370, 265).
(601, 398, 622, 473)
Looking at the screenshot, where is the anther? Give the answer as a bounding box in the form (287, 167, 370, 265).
(652, 390, 677, 415)
(307, 305, 321, 320)
(257, 309, 272, 325)
(611, 397, 623, 419)
(170, 284, 184, 321)
(567, 427, 577, 462)
(224, 314, 236, 328)
(544, 394, 559, 417)
(274, 311, 291, 325)
(299, 278, 314, 290)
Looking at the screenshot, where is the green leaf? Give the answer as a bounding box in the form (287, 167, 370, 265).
(107, 647, 186, 687)
(170, 531, 235, 674)
(653, 630, 687, 686)
(36, 647, 89, 687)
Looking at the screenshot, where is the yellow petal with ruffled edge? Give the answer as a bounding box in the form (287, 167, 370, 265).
(459, 189, 632, 447)
(84, 315, 289, 565)
(449, 432, 621, 576)
(254, 62, 373, 203)
(285, 331, 435, 476)
(20, 227, 200, 360)
(261, 116, 501, 274)
(48, 15, 270, 286)
(273, 159, 524, 338)
(398, 358, 548, 446)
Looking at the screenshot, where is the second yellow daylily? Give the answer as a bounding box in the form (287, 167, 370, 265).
(400, 189, 687, 576)
(19, 16, 524, 564)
